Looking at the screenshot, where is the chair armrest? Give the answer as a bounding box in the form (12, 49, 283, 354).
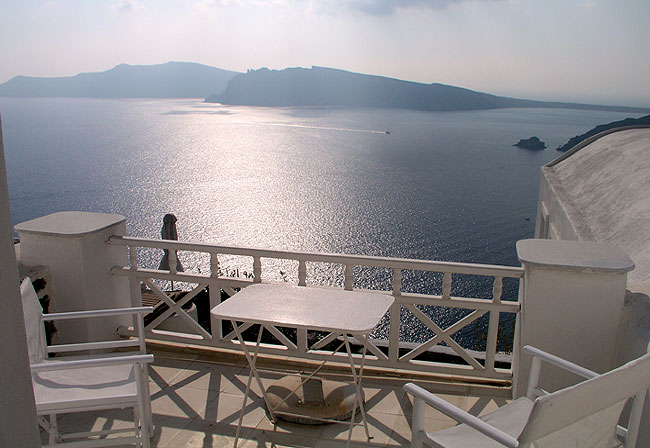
(42, 306, 153, 321)
(522, 345, 598, 380)
(31, 354, 154, 372)
(403, 383, 519, 448)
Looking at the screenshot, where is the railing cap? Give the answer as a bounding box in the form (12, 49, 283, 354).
(517, 239, 634, 273)
(110, 235, 524, 277)
(15, 212, 125, 237)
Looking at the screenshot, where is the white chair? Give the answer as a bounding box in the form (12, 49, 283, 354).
(404, 345, 650, 448)
(20, 277, 154, 447)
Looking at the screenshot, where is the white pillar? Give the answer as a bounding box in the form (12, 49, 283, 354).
(15, 212, 130, 344)
(514, 239, 634, 397)
(0, 113, 41, 446)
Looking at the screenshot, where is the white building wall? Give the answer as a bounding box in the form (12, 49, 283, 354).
(535, 172, 580, 241)
(534, 129, 650, 446)
(0, 114, 40, 446)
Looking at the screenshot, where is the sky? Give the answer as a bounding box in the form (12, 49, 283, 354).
(1, 0, 649, 107)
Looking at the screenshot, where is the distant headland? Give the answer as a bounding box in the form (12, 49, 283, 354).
(207, 66, 650, 114)
(556, 114, 650, 152)
(1, 62, 649, 115)
(0, 62, 238, 99)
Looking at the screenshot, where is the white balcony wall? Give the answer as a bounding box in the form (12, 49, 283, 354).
(514, 239, 633, 397)
(15, 212, 131, 344)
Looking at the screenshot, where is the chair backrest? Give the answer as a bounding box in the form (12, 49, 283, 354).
(20, 277, 45, 364)
(518, 352, 650, 447)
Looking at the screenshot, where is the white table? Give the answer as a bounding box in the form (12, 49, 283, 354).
(210, 283, 395, 446)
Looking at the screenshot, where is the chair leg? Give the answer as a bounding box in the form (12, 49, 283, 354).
(625, 389, 648, 448)
(136, 364, 152, 448)
(46, 413, 62, 444)
(142, 363, 154, 436)
(412, 397, 425, 448)
(136, 405, 151, 448)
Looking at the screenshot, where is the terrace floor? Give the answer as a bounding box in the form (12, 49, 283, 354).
(41, 344, 512, 447)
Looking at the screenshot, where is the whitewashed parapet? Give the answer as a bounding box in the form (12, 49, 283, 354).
(514, 239, 634, 397)
(15, 212, 131, 344)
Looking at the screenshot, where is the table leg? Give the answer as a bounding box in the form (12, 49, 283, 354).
(343, 333, 372, 446)
(232, 321, 272, 448)
(356, 333, 371, 440)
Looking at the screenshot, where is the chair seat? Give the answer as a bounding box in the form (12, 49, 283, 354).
(425, 397, 534, 448)
(32, 363, 138, 414)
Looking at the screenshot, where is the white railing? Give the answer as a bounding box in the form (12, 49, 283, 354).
(109, 235, 523, 381)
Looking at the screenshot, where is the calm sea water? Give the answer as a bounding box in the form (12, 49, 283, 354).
(1, 98, 642, 347)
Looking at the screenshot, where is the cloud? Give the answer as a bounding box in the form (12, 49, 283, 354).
(192, 0, 242, 11)
(190, 0, 500, 16)
(114, 0, 141, 12)
(315, 0, 496, 16)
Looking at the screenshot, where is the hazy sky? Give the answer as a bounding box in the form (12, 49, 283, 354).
(1, 0, 649, 107)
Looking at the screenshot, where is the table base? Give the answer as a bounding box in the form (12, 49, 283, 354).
(231, 321, 372, 448)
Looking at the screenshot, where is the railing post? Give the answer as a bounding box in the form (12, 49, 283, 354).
(128, 245, 142, 308)
(393, 268, 402, 297)
(297, 328, 308, 354)
(344, 264, 354, 291)
(389, 268, 402, 362)
(209, 253, 222, 341)
(210, 252, 220, 278)
(442, 272, 452, 299)
(484, 277, 502, 373)
(168, 250, 177, 275)
(129, 245, 138, 271)
(127, 246, 143, 333)
(298, 260, 307, 286)
(253, 256, 262, 283)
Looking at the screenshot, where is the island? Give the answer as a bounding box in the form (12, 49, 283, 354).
(206, 66, 650, 114)
(0, 61, 239, 98)
(514, 136, 546, 150)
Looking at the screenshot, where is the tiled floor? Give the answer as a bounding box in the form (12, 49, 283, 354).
(41, 347, 511, 447)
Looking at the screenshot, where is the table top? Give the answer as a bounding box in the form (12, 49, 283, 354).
(210, 283, 395, 333)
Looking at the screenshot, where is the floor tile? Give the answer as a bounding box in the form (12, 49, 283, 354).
(318, 411, 397, 446)
(169, 361, 245, 393)
(148, 353, 198, 393)
(202, 391, 268, 430)
(388, 411, 456, 447)
(162, 417, 252, 448)
(152, 382, 220, 420)
(242, 429, 321, 448)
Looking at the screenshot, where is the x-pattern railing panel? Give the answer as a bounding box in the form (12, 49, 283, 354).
(143, 279, 213, 341)
(305, 331, 389, 361)
(110, 235, 523, 380)
(401, 304, 487, 369)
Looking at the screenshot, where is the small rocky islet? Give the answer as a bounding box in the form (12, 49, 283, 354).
(514, 136, 546, 150)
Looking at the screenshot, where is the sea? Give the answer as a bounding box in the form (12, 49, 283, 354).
(1, 97, 643, 348)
